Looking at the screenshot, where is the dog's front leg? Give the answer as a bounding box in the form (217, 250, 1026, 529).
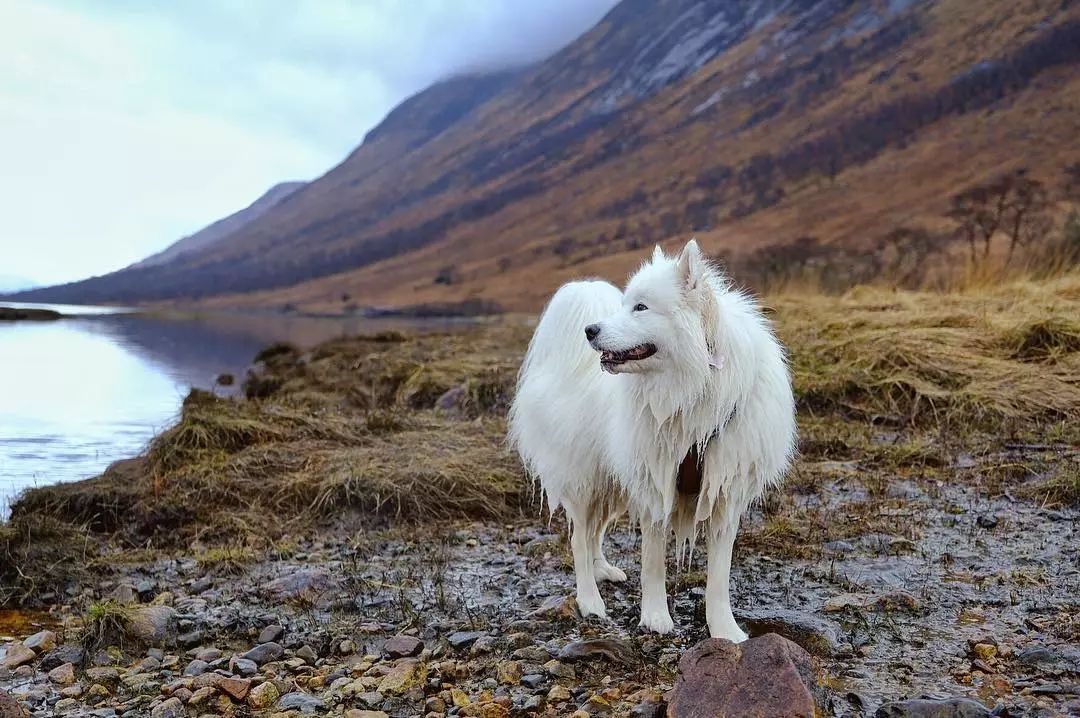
(638, 522, 674, 633)
(567, 508, 606, 618)
(706, 517, 748, 642)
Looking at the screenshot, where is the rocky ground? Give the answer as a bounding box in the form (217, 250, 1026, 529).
(1, 456, 1077, 718)
(2, 281, 1078, 717)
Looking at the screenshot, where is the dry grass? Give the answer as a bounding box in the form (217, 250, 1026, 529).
(12, 326, 531, 549)
(3, 275, 1078, 605)
(0, 514, 95, 606)
(777, 274, 1080, 428)
(80, 600, 133, 653)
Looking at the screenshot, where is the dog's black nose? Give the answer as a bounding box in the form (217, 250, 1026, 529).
(585, 324, 601, 341)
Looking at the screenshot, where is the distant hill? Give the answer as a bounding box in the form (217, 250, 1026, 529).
(132, 181, 305, 268)
(13, 0, 1080, 311)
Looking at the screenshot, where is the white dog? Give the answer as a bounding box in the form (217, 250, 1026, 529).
(509, 239, 796, 640)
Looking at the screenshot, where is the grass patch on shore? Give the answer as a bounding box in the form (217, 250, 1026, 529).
(777, 274, 1080, 428)
(3, 276, 1079, 605)
(10, 325, 530, 552)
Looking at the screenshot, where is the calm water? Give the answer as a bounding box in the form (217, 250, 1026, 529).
(0, 302, 464, 517)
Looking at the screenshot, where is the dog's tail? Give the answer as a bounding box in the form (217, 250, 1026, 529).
(508, 280, 621, 507)
(516, 279, 622, 383)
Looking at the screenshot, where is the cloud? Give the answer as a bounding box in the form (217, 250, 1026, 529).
(0, 0, 619, 285)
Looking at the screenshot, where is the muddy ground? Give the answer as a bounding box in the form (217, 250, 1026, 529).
(1, 446, 1077, 717)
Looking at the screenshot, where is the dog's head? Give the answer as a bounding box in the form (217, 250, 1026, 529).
(586, 239, 720, 375)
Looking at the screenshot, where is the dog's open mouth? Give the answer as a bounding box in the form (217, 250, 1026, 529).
(600, 343, 657, 370)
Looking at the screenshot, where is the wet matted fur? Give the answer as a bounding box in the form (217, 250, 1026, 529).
(509, 240, 796, 639)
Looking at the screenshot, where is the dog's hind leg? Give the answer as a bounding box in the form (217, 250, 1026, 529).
(638, 522, 674, 633)
(706, 516, 748, 642)
(565, 503, 606, 619)
(592, 513, 627, 583)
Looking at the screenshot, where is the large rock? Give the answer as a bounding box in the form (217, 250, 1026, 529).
(124, 606, 177, 646)
(874, 698, 991, 718)
(0, 688, 26, 718)
(666, 634, 820, 718)
(735, 609, 844, 657)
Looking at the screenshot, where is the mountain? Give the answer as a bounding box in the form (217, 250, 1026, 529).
(132, 182, 305, 269)
(12, 0, 1080, 311)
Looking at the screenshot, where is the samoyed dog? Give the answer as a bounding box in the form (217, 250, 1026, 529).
(509, 239, 796, 640)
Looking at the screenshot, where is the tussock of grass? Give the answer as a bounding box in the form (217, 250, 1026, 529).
(81, 600, 133, 652)
(0, 514, 95, 606)
(194, 546, 258, 574)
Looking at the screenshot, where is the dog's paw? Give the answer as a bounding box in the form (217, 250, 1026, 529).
(709, 622, 749, 643)
(577, 590, 607, 619)
(595, 562, 627, 583)
(638, 609, 675, 634)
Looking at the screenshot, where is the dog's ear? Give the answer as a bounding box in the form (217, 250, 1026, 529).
(677, 239, 705, 290)
(652, 244, 664, 262)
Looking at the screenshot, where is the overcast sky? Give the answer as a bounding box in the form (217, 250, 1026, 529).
(0, 0, 618, 288)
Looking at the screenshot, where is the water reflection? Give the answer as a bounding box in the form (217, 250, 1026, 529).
(0, 305, 471, 515)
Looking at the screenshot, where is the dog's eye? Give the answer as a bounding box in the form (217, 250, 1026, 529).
(633, 303, 648, 312)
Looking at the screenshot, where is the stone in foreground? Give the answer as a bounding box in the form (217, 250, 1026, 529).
(666, 633, 820, 718)
(0, 688, 26, 718)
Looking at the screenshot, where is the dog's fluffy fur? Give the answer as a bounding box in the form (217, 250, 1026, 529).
(509, 240, 796, 640)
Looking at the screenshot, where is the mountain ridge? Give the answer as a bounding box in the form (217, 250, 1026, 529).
(11, 0, 1080, 311)
(132, 181, 306, 269)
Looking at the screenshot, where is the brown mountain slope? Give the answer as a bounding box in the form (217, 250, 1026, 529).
(13, 0, 1080, 311)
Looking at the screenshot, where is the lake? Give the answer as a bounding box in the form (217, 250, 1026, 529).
(0, 302, 466, 517)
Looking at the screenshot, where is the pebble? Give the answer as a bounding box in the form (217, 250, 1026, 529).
(874, 697, 991, 717)
(247, 680, 280, 710)
(277, 691, 328, 713)
(383, 634, 424, 658)
(530, 595, 579, 620)
(241, 642, 284, 664)
(448, 631, 485, 649)
(39, 644, 86, 671)
(47, 662, 76, 685)
(183, 659, 209, 676)
(23, 631, 58, 654)
(229, 657, 258, 676)
(150, 697, 184, 718)
(0, 642, 36, 669)
(257, 624, 285, 643)
(548, 685, 572, 702)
